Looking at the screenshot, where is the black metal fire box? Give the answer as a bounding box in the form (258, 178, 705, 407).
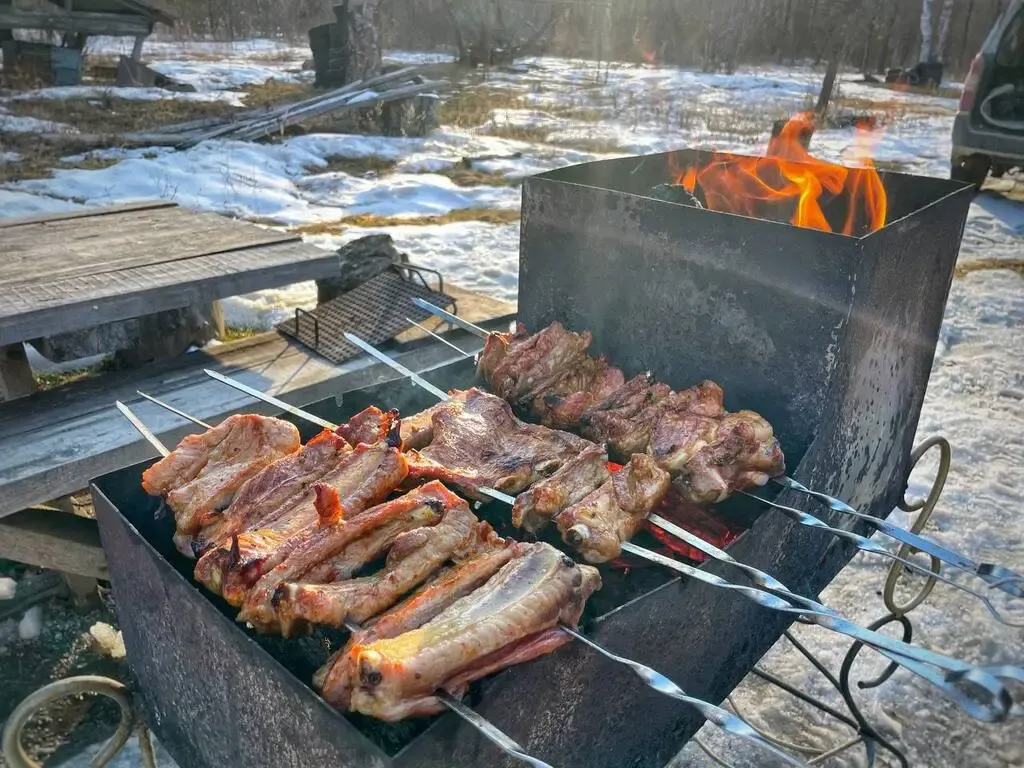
(92, 152, 973, 768)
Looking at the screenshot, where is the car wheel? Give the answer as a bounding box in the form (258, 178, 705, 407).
(951, 155, 991, 190)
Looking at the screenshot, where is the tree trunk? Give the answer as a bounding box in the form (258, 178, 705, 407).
(919, 0, 934, 62)
(815, 58, 840, 117)
(958, 0, 976, 70)
(935, 0, 955, 63)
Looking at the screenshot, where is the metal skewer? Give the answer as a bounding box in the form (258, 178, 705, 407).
(340, 332, 1023, 724)
(411, 298, 1024, 602)
(406, 317, 478, 358)
(115, 400, 554, 768)
(196, 375, 807, 765)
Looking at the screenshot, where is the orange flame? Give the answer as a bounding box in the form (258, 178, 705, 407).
(671, 112, 887, 235)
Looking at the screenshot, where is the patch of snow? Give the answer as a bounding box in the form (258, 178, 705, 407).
(147, 60, 310, 91)
(8, 86, 243, 105)
(0, 190, 84, 219)
(17, 605, 43, 641)
(0, 151, 20, 163)
(383, 50, 457, 65)
(0, 577, 16, 600)
(0, 113, 76, 134)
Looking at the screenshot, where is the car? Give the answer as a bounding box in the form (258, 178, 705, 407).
(951, 0, 1024, 188)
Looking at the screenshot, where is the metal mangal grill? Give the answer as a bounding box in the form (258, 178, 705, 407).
(90, 151, 974, 768)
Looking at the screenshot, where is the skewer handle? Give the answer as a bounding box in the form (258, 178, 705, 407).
(560, 626, 806, 767)
(741, 493, 1024, 628)
(412, 298, 490, 339)
(776, 476, 1024, 599)
(620, 543, 1018, 722)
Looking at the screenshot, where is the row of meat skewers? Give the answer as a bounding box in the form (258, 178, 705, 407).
(118, 317, 1024, 764)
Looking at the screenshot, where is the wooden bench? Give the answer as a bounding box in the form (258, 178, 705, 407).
(0, 287, 515, 577)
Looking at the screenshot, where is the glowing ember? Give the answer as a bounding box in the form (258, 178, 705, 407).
(606, 462, 745, 565)
(669, 112, 887, 235)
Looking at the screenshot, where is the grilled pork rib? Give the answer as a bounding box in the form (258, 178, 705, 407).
(239, 481, 459, 633)
(195, 439, 408, 608)
(315, 531, 516, 709)
(336, 406, 399, 447)
(347, 542, 601, 721)
(274, 502, 478, 635)
(477, 322, 786, 502)
(557, 454, 671, 563)
(141, 414, 301, 556)
(511, 443, 609, 533)
(192, 429, 351, 556)
(405, 388, 590, 499)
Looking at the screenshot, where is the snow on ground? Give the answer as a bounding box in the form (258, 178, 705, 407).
(6, 85, 244, 105)
(2, 48, 1023, 767)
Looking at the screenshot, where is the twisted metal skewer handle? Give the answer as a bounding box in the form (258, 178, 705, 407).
(620, 543, 1018, 722)
(776, 476, 1024, 599)
(560, 627, 807, 767)
(739, 494, 1024, 628)
(437, 692, 555, 768)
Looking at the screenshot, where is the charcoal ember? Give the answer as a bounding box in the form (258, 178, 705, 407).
(649, 183, 704, 208)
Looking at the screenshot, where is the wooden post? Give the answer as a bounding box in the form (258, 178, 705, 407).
(130, 33, 145, 62)
(0, 343, 36, 402)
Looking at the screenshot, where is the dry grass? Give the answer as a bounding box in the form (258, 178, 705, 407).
(8, 93, 238, 136)
(221, 326, 263, 342)
(290, 207, 519, 236)
(239, 79, 315, 109)
(308, 154, 398, 177)
(955, 258, 1024, 278)
(437, 165, 519, 187)
(437, 85, 528, 128)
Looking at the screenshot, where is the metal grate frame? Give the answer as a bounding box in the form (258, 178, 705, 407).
(276, 263, 456, 364)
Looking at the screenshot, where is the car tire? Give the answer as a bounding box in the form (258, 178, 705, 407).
(951, 155, 991, 191)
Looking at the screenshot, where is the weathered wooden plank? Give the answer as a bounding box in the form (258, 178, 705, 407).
(0, 9, 150, 36)
(0, 313, 514, 519)
(1, 206, 300, 287)
(0, 240, 336, 346)
(0, 508, 108, 579)
(0, 343, 35, 402)
(0, 201, 175, 229)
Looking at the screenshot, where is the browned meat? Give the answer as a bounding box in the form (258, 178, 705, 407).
(656, 411, 785, 503)
(141, 414, 301, 556)
(239, 481, 459, 632)
(336, 406, 399, 447)
(315, 531, 516, 708)
(191, 429, 351, 556)
(347, 543, 601, 721)
(556, 454, 671, 563)
(532, 356, 625, 429)
(194, 439, 408, 606)
(405, 388, 589, 499)
(482, 322, 593, 404)
(511, 444, 609, 533)
(579, 377, 672, 459)
(273, 502, 478, 635)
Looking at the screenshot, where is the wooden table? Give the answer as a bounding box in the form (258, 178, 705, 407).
(0, 201, 339, 397)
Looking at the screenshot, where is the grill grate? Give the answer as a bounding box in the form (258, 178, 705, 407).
(276, 264, 456, 364)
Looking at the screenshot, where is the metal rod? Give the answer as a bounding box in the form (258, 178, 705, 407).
(405, 318, 476, 357)
(115, 402, 170, 458)
(412, 298, 490, 338)
(409, 301, 1024, 603)
(202, 369, 338, 431)
(343, 332, 450, 401)
(136, 391, 212, 429)
(774, 476, 1024, 599)
(739, 492, 1024, 628)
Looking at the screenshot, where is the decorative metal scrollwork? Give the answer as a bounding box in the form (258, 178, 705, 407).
(695, 436, 952, 767)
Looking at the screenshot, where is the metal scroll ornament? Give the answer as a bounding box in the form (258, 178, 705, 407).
(695, 437, 957, 768)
